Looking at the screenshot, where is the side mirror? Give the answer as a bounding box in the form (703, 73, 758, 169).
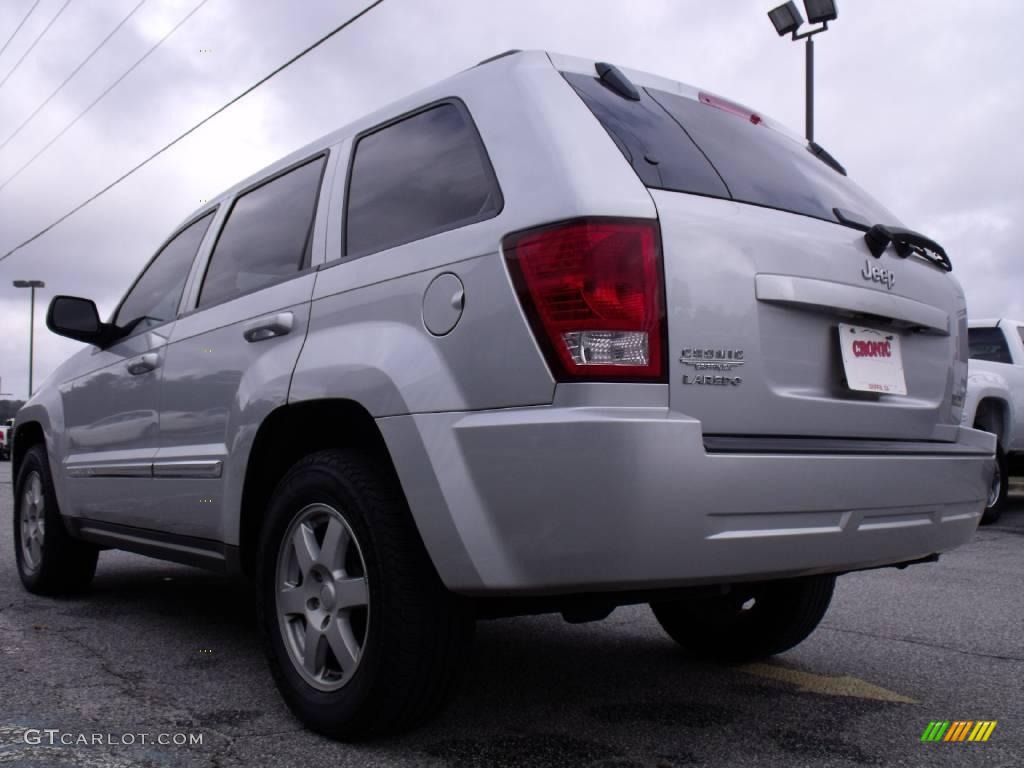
(46, 296, 115, 346)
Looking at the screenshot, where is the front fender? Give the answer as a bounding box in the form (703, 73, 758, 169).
(12, 397, 71, 519)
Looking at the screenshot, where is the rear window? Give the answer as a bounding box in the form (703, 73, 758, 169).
(563, 73, 728, 199)
(968, 327, 1012, 364)
(199, 155, 326, 307)
(564, 72, 896, 227)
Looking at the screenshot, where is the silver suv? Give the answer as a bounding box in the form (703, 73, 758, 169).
(12, 51, 994, 738)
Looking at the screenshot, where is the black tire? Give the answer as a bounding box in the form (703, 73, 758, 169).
(651, 575, 835, 662)
(14, 444, 99, 595)
(980, 444, 1008, 525)
(257, 448, 473, 740)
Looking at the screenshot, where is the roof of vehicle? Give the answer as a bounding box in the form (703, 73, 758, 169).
(969, 318, 1020, 328)
(185, 49, 800, 231)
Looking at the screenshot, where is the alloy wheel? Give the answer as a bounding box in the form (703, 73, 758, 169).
(20, 471, 45, 573)
(275, 503, 370, 692)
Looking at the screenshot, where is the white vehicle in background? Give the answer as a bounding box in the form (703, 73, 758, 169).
(965, 319, 1024, 522)
(0, 424, 10, 462)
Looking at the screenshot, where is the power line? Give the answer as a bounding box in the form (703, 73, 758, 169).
(0, 0, 73, 91)
(0, 0, 210, 194)
(0, 0, 386, 264)
(0, 0, 149, 153)
(0, 0, 43, 61)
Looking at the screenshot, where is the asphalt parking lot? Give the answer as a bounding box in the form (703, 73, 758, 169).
(1, 463, 1022, 768)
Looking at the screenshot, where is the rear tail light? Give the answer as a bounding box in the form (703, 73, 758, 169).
(503, 218, 666, 381)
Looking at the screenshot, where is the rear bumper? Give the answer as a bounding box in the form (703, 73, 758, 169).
(380, 407, 994, 595)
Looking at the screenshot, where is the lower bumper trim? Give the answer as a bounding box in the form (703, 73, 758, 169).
(703, 435, 993, 456)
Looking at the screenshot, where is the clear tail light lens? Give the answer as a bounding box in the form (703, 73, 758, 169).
(503, 218, 666, 381)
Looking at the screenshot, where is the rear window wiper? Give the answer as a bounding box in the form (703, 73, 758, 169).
(833, 209, 953, 273)
(864, 224, 953, 273)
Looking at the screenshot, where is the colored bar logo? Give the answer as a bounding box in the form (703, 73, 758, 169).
(921, 721, 997, 742)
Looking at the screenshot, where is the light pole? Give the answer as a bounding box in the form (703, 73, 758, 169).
(12, 280, 45, 397)
(767, 0, 839, 142)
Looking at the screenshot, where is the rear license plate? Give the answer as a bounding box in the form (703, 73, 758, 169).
(838, 324, 907, 395)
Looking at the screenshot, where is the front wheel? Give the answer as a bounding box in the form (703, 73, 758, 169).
(257, 449, 473, 740)
(651, 575, 836, 662)
(14, 444, 99, 594)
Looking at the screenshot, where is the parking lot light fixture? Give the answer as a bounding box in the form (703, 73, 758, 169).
(12, 279, 45, 397)
(768, 2, 804, 36)
(767, 1, 839, 142)
(804, 0, 838, 25)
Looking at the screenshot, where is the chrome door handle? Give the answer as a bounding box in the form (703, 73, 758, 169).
(126, 352, 159, 375)
(243, 312, 294, 343)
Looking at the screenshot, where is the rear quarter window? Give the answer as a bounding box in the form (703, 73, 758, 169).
(344, 101, 502, 258)
(968, 327, 1013, 364)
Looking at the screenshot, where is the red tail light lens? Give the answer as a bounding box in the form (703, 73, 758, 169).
(698, 91, 762, 125)
(503, 218, 666, 381)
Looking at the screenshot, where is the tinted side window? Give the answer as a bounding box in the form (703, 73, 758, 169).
(647, 88, 895, 225)
(563, 73, 728, 199)
(1018, 326, 1024, 348)
(968, 327, 1012, 364)
(345, 102, 501, 257)
(114, 212, 214, 331)
(198, 156, 326, 307)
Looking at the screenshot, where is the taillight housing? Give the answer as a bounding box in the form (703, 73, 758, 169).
(503, 218, 666, 382)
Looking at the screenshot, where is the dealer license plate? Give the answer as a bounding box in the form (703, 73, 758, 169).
(838, 323, 907, 395)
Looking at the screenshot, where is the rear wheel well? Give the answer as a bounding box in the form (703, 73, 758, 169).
(974, 398, 1008, 447)
(12, 421, 45, 480)
(238, 400, 399, 580)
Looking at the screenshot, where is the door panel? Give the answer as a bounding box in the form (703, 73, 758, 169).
(58, 211, 218, 526)
(61, 327, 169, 524)
(153, 274, 315, 540)
(151, 152, 330, 541)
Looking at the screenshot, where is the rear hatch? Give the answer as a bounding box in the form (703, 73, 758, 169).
(564, 68, 966, 441)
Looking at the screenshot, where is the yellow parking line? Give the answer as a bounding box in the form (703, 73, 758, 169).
(739, 663, 917, 704)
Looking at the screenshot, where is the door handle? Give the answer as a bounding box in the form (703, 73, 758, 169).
(243, 311, 294, 343)
(126, 352, 159, 375)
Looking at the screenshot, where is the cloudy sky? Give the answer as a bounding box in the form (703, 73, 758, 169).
(0, 0, 1020, 399)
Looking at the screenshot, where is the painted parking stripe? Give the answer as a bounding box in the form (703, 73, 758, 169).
(739, 663, 917, 703)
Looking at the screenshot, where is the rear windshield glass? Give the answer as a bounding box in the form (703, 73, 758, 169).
(563, 73, 728, 199)
(564, 72, 896, 227)
(968, 327, 1012, 364)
